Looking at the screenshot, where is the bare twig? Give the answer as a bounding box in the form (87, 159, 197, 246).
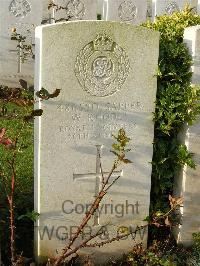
(83, 225, 147, 249)
(53, 130, 132, 265)
(104, 175, 121, 193)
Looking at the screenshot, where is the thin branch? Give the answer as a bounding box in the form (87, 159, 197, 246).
(56, 228, 104, 262)
(54, 157, 124, 265)
(99, 159, 104, 185)
(104, 175, 121, 193)
(83, 225, 147, 249)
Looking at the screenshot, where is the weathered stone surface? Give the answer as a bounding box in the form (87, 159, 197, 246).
(52, 0, 101, 22)
(34, 21, 159, 262)
(173, 25, 200, 246)
(103, 0, 147, 24)
(152, 0, 198, 19)
(0, 0, 43, 86)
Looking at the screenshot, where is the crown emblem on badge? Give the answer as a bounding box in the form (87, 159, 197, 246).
(93, 34, 114, 52)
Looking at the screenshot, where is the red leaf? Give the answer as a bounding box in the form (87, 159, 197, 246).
(0, 128, 6, 140)
(0, 129, 14, 148)
(1, 138, 13, 146)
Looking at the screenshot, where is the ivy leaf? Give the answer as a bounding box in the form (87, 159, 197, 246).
(49, 89, 61, 98)
(33, 109, 43, 116)
(18, 211, 40, 222)
(36, 88, 50, 100)
(19, 79, 28, 90)
(36, 88, 61, 100)
(24, 109, 43, 122)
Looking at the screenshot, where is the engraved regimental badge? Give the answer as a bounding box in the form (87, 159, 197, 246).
(66, 0, 85, 20)
(118, 0, 137, 22)
(9, 0, 31, 18)
(165, 2, 180, 15)
(75, 34, 130, 97)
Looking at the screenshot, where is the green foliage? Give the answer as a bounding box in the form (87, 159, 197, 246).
(18, 210, 40, 222)
(143, 8, 200, 236)
(97, 13, 102, 20)
(189, 233, 200, 265)
(111, 128, 132, 164)
(114, 240, 191, 266)
(0, 102, 34, 260)
(155, 84, 200, 135)
(145, 6, 200, 42)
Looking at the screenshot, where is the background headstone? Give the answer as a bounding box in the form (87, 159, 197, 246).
(102, 0, 148, 24)
(0, 0, 43, 87)
(34, 21, 159, 262)
(42, 0, 52, 24)
(173, 25, 200, 246)
(197, 0, 200, 14)
(152, 0, 198, 20)
(52, 0, 101, 22)
(147, 0, 153, 20)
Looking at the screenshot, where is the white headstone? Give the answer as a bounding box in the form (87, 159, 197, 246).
(0, 0, 43, 87)
(173, 25, 200, 246)
(197, 0, 200, 14)
(52, 0, 101, 22)
(147, 0, 153, 19)
(103, 0, 148, 24)
(34, 21, 159, 263)
(42, 0, 52, 24)
(152, 0, 198, 20)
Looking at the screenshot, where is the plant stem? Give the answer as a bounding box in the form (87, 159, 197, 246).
(7, 173, 16, 265)
(53, 163, 119, 265)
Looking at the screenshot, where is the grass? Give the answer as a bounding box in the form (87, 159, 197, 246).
(0, 100, 34, 261)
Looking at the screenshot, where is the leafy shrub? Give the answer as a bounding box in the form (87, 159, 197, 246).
(109, 240, 191, 266)
(143, 7, 200, 239)
(188, 233, 200, 265)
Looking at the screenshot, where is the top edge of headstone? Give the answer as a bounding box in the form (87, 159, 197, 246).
(184, 24, 200, 33)
(35, 20, 160, 37)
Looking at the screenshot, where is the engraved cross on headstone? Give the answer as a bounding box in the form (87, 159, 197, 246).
(9, 24, 34, 74)
(9, 42, 22, 73)
(50, 0, 56, 23)
(73, 145, 123, 226)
